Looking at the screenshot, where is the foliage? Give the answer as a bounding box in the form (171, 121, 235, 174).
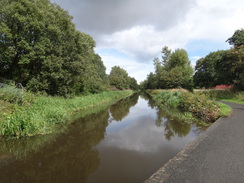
(194, 29, 244, 90)
(108, 66, 139, 90)
(179, 92, 220, 122)
(152, 90, 223, 123)
(196, 89, 244, 104)
(0, 84, 23, 103)
(194, 51, 226, 88)
(226, 28, 244, 47)
(0, 90, 133, 138)
(216, 102, 232, 117)
(217, 46, 244, 90)
(153, 91, 182, 108)
(142, 46, 194, 90)
(0, 0, 107, 96)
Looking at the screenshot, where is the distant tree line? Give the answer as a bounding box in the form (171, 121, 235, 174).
(109, 66, 139, 90)
(0, 0, 138, 96)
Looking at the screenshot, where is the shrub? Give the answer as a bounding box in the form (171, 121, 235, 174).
(153, 90, 221, 122)
(154, 91, 182, 108)
(179, 92, 220, 122)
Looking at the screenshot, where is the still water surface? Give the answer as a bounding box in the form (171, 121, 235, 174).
(0, 94, 200, 183)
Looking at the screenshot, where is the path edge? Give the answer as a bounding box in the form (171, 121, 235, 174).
(144, 117, 225, 183)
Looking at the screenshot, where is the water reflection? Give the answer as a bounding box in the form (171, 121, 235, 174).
(0, 109, 110, 183)
(155, 109, 191, 141)
(110, 94, 139, 121)
(0, 94, 199, 183)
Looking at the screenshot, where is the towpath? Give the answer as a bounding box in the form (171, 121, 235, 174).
(145, 102, 244, 183)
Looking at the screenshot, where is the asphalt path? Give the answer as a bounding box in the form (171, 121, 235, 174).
(145, 102, 244, 183)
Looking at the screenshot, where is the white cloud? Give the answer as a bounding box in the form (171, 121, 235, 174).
(97, 50, 154, 83)
(51, 0, 244, 79)
(185, 0, 244, 42)
(98, 25, 190, 63)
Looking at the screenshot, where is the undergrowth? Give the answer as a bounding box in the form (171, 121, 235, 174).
(152, 90, 231, 124)
(197, 90, 244, 104)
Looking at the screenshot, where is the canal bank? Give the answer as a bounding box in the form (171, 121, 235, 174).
(0, 94, 200, 183)
(145, 102, 244, 183)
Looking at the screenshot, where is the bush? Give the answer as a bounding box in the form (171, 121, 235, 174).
(0, 84, 23, 104)
(153, 90, 221, 122)
(154, 91, 182, 108)
(179, 92, 220, 122)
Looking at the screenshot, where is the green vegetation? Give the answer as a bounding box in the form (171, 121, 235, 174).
(0, 0, 242, 141)
(150, 90, 231, 124)
(217, 102, 232, 117)
(194, 29, 244, 90)
(0, 0, 138, 138)
(196, 89, 244, 104)
(141, 47, 194, 91)
(108, 66, 139, 90)
(0, 89, 133, 138)
(0, 0, 138, 96)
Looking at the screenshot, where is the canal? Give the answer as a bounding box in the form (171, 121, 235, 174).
(0, 93, 200, 183)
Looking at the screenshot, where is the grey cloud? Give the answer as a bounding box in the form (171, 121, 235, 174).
(51, 0, 196, 37)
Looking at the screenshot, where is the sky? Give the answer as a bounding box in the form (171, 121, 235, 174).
(50, 0, 244, 83)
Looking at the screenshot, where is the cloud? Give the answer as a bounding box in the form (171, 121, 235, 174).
(52, 0, 195, 36)
(96, 49, 154, 82)
(51, 0, 244, 80)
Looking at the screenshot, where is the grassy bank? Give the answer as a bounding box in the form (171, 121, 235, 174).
(195, 89, 244, 104)
(0, 90, 134, 138)
(148, 90, 232, 126)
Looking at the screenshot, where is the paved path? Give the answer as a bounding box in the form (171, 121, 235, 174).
(145, 102, 244, 183)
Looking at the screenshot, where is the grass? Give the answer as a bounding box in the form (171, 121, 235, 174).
(0, 90, 134, 138)
(216, 102, 232, 117)
(196, 89, 244, 104)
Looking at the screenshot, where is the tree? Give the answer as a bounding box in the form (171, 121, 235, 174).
(109, 66, 129, 90)
(194, 29, 244, 90)
(128, 77, 139, 90)
(145, 47, 194, 90)
(226, 28, 244, 47)
(108, 66, 138, 90)
(216, 47, 244, 89)
(225, 28, 244, 90)
(194, 51, 226, 88)
(0, 0, 107, 96)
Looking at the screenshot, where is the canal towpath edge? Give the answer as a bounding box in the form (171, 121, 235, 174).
(144, 102, 244, 183)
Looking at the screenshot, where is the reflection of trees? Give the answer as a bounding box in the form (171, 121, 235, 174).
(0, 109, 110, 183)
(155, 107, 191, 141)
(110, 94, 139, 121)
(140, 92, 157, 109)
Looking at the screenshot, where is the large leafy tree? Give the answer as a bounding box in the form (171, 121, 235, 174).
(109, 66, 129, 90)
(226, 28, 244, 47)
(224, 29, 244, 89)
(194, 51, 226, 88)
(194, 29, 244, 90)
(108, 66, 138, 90)
(144, 46, 194, 90)
(0, 0, 107, 96)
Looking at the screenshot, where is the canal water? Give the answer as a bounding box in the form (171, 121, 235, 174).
(0, 94, 200, 183)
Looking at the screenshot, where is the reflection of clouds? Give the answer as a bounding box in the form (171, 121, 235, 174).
(89, 96, 199, 183)
(101, 118, 196, 153)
